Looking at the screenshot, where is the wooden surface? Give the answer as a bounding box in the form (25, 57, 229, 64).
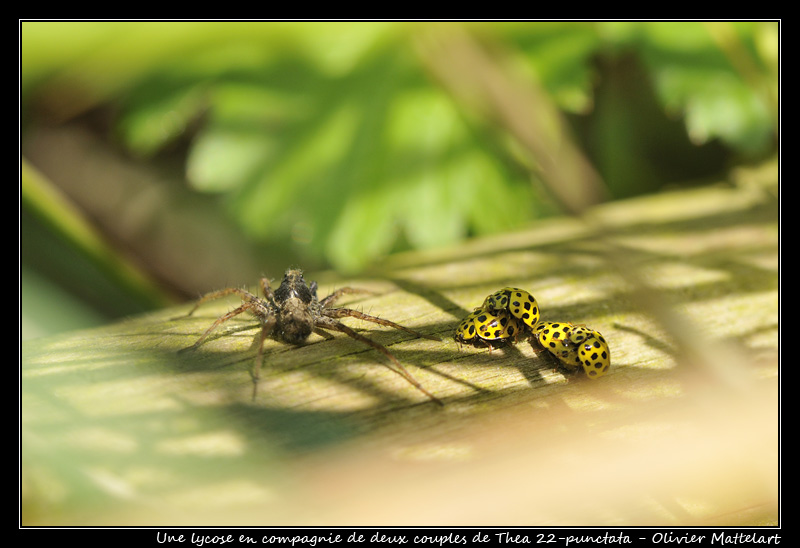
(21, 165, 779, 526)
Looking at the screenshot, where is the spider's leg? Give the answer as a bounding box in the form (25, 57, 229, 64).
(319, 287, 373, 308)
(312, 328, 337, 341)
(177, 288, 259, 320)
(324, 307, 441, 341)
(251, 317, 276, 401)
(260, 278, 274, 301)
(317, 317, 442, 406)
(182, 301, 266, 351)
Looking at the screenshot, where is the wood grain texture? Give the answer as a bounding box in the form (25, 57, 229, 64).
(21, 166, 779, 526)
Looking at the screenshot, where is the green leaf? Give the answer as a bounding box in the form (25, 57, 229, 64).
(117, 84, 208, 157)
(24, 21, 777, 276)
(633, 21, 775, 155)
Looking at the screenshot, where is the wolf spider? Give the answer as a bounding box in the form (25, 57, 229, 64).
(178, 269, 442, 405)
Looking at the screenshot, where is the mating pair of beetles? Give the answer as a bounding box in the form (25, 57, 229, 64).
(454, 287, 611, 380)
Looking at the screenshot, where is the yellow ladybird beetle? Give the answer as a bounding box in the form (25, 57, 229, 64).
(533, 321, 610, 378)
(454, 308, 523, 348)
(482, 287, 540, 330)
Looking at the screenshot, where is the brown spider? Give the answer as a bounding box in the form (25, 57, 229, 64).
(178, 269, 442, 405)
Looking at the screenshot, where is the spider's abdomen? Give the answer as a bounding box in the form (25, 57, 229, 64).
(278, 297, 316, 344)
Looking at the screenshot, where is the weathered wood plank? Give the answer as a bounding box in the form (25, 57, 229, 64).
(21, 168, 779, 526)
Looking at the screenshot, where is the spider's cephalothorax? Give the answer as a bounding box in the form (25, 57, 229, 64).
(179, 269, 441, 405)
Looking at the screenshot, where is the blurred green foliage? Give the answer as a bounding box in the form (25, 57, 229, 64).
(20, 21, 778, 337)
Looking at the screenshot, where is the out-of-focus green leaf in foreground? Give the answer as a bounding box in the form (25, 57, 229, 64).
(20, 160, 176, 338)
